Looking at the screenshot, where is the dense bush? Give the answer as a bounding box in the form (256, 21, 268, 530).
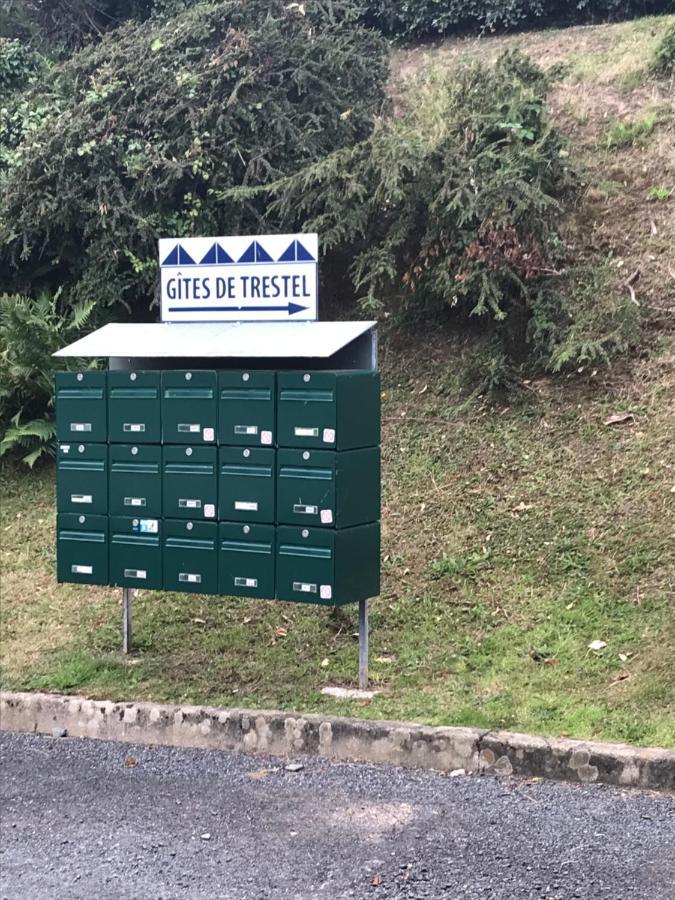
(261, 51, 638, 372)
(0, 292, 95, 465)
(650, 21, 675, 77)
(0, 0, 387, 315)
(0, 0, 155, 48)
(363, 0, 673, 37)
(0, 37, 44, 93)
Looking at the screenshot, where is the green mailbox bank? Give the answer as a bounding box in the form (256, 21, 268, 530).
(54, 320, 379, 685)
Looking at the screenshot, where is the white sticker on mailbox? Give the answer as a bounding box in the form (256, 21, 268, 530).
(235, 577, 258, 588)
(293, 582, 317, 593)
(295, 427, 319, 438)
(71, 494, 93, 504)
(235, 501, 258, 511)
(178, 423, 200, 433)
(125, 568, 147, 579)
(320, 509, 334, 524)
(235, 425, 258, 435)
(71, 423, 92, 432)
(294, 504, 318, 515)
(260, 431, 273, 445)
(124, 423, 145, 433)
(71, 564, 93, 575)
(179, 573, 202, 584)
(322, 428, 336, 444)
(320, 585, 333, 600)
(179, 499, 201, 509)
(204, 504, 216, 518)
(124, 497, 146, 507)
(203, 427, 215, 442)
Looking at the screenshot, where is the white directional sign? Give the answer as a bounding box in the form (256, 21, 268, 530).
(159, 233, 318, 322)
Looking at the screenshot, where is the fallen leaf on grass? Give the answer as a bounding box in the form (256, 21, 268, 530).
(588, 639, 607, 652)
(604, 413, 635, 427)
(511, 502, 534, 513)
(246, 768, 278, 780)
(375, 655, 395, 664)
(193, 617, 206, 625)
(274, 626, 288, 638)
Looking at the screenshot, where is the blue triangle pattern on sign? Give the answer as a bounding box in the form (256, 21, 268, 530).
(162, 244, 196, 266)
(295, 240, 315, 261)
(278, 239, 315, 262)
(177, 245, 196, 265)
(162, 245, 179, 266)
(238, 241, 273, 263)
(200, 243, 234, 265)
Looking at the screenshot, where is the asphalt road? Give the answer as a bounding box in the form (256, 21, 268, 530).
(1, 731, 674, 900)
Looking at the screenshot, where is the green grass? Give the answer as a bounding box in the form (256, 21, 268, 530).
(1, 337, 674, 747)
(647, 186, 674, 202)
(603, 105, 671, 149)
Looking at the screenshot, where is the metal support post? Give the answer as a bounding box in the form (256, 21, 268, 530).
(122, 588, 132, 654)
(358, 597, 368, 690)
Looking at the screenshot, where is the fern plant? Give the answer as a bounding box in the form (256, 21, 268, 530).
(0, 291, 96, 466)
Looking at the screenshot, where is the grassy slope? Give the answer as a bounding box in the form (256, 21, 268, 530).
(1, 17, 674, 746)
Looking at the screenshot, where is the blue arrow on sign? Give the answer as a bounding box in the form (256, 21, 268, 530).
(168, 302, 308, 315)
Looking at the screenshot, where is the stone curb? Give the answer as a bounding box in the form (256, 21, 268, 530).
(1, 691, 673, 791)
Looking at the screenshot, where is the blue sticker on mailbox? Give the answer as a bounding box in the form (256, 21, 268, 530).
(132, 519, 159, 534)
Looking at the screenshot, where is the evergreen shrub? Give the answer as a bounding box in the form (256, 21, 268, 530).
(0, 0, 387, 315)
(364, 1, 673, 38)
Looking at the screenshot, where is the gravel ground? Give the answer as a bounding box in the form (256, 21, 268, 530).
(0, 731, 674, 900)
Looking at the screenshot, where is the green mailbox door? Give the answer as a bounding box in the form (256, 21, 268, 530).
(55, 371, 107, 442)
(109, 516, 162, 589)
(276, 372, 336, 449)
(218, 447, 275, 523)
(108, 371, 161, 443)
(161, 370, 217, 444)
(277, 371, 380, 450)
(56, 443, 107, 515)
(276, 447, 380, 528)
(276, 523, 379, 605)
(219, 523, 275, 599)
(218, 371, 275, 447)
(56, 513, 109, 586)
(108, 444, 162, 517)
(162, 446, 217, 520)
(163, 520, 218, 594)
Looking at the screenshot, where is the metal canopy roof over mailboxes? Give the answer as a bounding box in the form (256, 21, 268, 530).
(53, 321, 377, 371)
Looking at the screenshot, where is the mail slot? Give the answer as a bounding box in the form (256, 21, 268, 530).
(108, 444, 162, 517)
(162, 446, 217, 520)
(218, 447, 275, 523)
(109, 516, 162, 588)
(56, 443, 107, 515)
(108, 371, 161, 443)
(276, 447, 379, 528)
(163, 520, 218, 594)
(161, 370, 217, 444)
(56, 513, 109, 586)
(218, 371, 275, 447)
(55, 371, 107, 443)
(275, 523, 379, 605)
(276, 371, 380, 450)
(219, 522, 275, 599)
